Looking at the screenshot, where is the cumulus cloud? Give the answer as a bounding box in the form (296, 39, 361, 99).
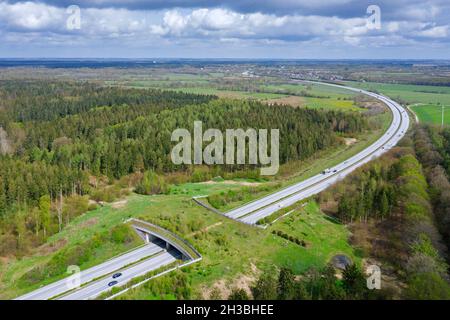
(0, 1, 64, 31)
(0, 0, 449, 58)
(148, 8, 369, 41)
(418, 25, 448, 38)
(0, 1, 160, 39)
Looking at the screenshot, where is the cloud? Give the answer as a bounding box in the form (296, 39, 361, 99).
(3, 0, 449, 21)
(0, 1, 64, 31)
(418, 25, 448, 38)
(0, 0, 449, 58)
(149, 8, 369, 41)
(0, 1, 161, 38)
(1, 0, 357, 14)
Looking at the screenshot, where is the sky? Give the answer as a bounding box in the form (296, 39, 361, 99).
(0, 0, 449, 59)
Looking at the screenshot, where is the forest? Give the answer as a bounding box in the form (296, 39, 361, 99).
(319, 124, 450, 299)
(0, 80, 367, 256)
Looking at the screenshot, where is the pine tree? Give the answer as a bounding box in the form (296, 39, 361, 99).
(379, 190, 389, 220)
(277, 267, 296, 300)
(342, 264, 367, 299)
(39, 195, 51, 239)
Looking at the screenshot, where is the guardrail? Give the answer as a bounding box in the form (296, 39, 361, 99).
(105, 257, 202, 300)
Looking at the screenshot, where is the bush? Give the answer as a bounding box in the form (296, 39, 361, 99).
(63, 195, 89, 221)
(88, 203, 98, 211)
(110, 224, 138, 244)
(405, 272, 450, 300)
(19, 233, 108, 286)
(207, 184, 280, 209)
(252, 269, 278, 300)
(228, 288, 249, 300)
(135, 170, 168, 195)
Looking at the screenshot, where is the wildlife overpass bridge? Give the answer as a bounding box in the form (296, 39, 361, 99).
(130, 218, 201, 261)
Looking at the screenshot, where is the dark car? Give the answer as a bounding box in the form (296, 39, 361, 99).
(112, 273, 122, 279)
(108, 281, 118, 287)
(333, 169, 337, 173)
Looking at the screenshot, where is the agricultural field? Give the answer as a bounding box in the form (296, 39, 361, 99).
(410, 104, 450, 126)
(108, 74, 361, 111)
(344, 80, 450, 125)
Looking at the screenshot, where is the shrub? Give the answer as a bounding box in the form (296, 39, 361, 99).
(405, 272, 450, 300)
(135, 170, 168, 195)
(110, 224, 137, 244)
(228, 288, 250, 300)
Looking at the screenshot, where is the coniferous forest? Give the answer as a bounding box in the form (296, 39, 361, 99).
(0, 80, 366, 255)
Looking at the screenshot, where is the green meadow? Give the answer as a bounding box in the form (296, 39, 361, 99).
(411, 104, 450, 126)
(345, 81, 450, 126)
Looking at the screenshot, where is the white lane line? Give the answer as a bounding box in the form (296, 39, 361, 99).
(15, 243, 164, 300)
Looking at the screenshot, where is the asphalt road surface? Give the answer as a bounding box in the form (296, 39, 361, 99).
(226, 81, 410, 224)
(58, 250, 178, 300)
(15, 241, 165, 300)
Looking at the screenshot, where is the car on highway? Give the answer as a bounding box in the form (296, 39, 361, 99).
(108, 281, 118, 287)
(112, 273, 122, 279)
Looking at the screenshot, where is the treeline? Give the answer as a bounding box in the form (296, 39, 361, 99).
(0, 194, 93, 256)
(115, 263, 381, 300)
(223, 264, 380, 300)
(426, 126, 450, 176)
(320, 127, 450, 299)
(415, 126, 450, 258)
(0, 81, 366, 214)
(0, 80, 367, 257)
(335, 153, 430, 223)
(0, 158, 89, 214)
(0, 80, 215, 122)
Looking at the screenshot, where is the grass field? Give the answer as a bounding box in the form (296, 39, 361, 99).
(411, 104, 450, 126)
(109, 76, 361, 111)
(344, 81, 450, 105)
(0, 191, 356, 299)
(344, 80, 450, 126)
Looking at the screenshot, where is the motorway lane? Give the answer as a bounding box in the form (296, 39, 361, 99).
(15, 242, 165, 300)
(58, 250, 178, 300)
(228, 82, 410, 224)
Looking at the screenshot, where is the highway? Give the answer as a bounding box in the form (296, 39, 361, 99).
(225, 81, 410, 224)
(58, 250, 178, 300)
(15, 241, 166, 300)
(14, 81, 409, 300)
